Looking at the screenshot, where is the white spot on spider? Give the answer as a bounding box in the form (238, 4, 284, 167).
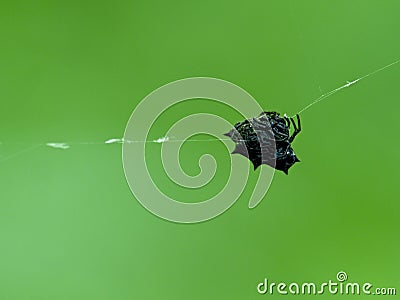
(345, 79, 360, 87)
(153, 136, 169, 143)
(105, 138, 124, 144)
(46, 143, 70, 150)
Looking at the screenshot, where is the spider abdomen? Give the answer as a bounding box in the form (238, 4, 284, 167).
(224, 111, 301, 174)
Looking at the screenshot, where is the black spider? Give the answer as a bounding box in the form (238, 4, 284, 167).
(224, 112, 301, 174)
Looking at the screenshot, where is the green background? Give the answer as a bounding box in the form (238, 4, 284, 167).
(1, 0, 399, 299)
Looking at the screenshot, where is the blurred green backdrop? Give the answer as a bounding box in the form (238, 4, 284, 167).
(1, 0, 399, 299)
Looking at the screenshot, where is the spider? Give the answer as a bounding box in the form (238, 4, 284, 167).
(224, 112, 301, 174)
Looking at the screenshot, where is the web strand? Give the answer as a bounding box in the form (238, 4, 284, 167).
(0, 144, 42, 163)
(0, 137, 243, 163)
(293, 58, 400, 117)
(2, 58, 399, 163)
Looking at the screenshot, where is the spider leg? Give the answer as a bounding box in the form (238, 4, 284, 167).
(290, 117, 297, 131)
(289, 114, 301, 143)
(284, 116, 291, 129)
(296, 114, 301, 132)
